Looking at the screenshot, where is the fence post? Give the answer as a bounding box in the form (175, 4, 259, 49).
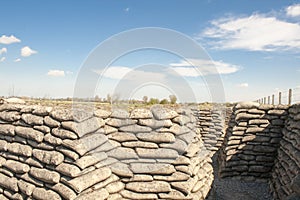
(288, 89, 292, 105)
(268, 96, 270, 104)
(279, 92, 282, 105)
(272, 94, 274, 105)
(264, 97, 266, 104)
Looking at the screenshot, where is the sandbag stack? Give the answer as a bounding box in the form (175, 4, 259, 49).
(0, 102, 214, 200)
(219, 102, 288, 182)
(270, 103, 300, 199)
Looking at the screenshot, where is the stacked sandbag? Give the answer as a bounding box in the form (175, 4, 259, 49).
(102, 106, 213, 199)
(0, 103, 117, 200)
(270, 103, 300, 199)
(219, 102, 288, 182)
(193, 108, 228, 152)
(0, 102, 214, 200)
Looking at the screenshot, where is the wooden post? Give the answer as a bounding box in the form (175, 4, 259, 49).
(264, 97, 266, 104)
(279, 92, 282, 105)
(268, 96, 270, 104)
(288, 89, 292, 105)
(272, 94, 274, 105)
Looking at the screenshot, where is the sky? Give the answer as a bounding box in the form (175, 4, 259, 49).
(0, 0, 300, 103)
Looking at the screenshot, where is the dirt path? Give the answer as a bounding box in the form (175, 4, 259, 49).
(206, 153, 273, 200)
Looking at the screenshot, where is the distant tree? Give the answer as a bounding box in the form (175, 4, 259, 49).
(95, 95, 100, 102)
(143, 96, 148, 104)
(148, 98, 160, 105)
(159, 99, 169, 104)
(169, 95, 177, 104)
(107, 94, 112, 104)
(112, 93, 120, 104)
(130, 99, 140, 105)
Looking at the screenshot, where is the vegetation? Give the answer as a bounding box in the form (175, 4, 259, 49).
(148, 98, 160, 105)
(169, 95, 177, 104)
(159, 99, 169, 104)
(7, 94, 233, 111)
(142, 96, 148, 104)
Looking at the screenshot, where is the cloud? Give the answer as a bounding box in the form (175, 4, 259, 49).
(201, 14, 300, 51)
(124, 7, 130, 12)
(169, 67, 200, 77)
(21, 46, 37, 57)
(94, 66, 165, 81)
(286, 4, 300, 17)
(94, 60, 239, 81)
(47, 70, 65, 77)
(0, 57, 5, 62)
(95, 66, 131, 79)
(0, 48, 7, 55)
(169, 59, 240, 76)
(0, 35, 21, 44)
(237, 83, 249, 88)
(14, 58, 21, 62)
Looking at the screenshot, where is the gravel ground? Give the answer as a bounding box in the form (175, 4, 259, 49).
(206, 153, 274, 200)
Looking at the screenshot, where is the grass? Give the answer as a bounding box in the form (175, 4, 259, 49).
(14, 97, 231, 111)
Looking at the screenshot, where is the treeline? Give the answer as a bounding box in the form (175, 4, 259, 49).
(24, 94, 178, 105)
(139, 95, 177, 105)
(95, 94, 178, 105)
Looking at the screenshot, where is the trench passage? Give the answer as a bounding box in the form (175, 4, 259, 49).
(206, 152, 273, 200)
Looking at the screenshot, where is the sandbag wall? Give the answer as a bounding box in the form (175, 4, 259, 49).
(0, 103, 214, 200)
(270, 103, 300, 200)
(193, 108, 231, 152)
(218, 102, 288, 182)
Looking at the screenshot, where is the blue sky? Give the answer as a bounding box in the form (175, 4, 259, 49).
(0, 0, 300, 102)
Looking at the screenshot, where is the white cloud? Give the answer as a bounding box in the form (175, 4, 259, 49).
(124, 7, 130, 12)
(237, 83, 249, 88)
(94, 60, 239, 82)
(94, 66, 165, 81)
(14, 58, 21, 62)
(0, 57, 5, 62)
(286, 4, 300, 17)
(201, 14, 300, 51)
(169, 59, 240, 76)
(21, 46, 37, 57)
(96, 66, 131, 79)
(0, 35, 21, 44)
(47, 70, 65, 77)
(170, 67, 200, 77)
(0, 48, 7, 55)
